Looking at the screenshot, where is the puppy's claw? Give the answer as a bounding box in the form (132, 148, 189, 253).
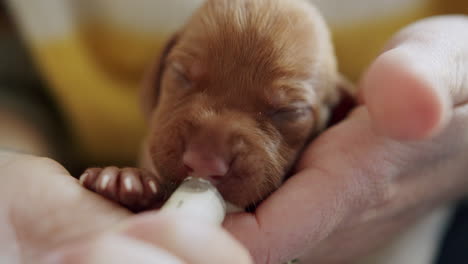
(79, 167, 162, 212)
(148, 180, 158, 194)
(123, 177, 133, 192)
(79, 172, 88, 185)
(100, 174, 111, 190)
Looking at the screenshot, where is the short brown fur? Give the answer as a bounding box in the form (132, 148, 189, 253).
(81, 0, 352, 210)
(142, 0, 345, 207)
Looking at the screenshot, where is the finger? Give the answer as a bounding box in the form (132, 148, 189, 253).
(121, 212, 253, 264)
(360, 15, 468, 140)
(46, 234, 185, 264)
(223, 108, 407, 263)
(224, 167, 358, 264)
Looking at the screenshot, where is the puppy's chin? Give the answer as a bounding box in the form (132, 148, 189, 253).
(216, 178, 271, 209)
(222, 162, 299, 212)
(218, 157, 291, 209)
(226, 201, 245, 213)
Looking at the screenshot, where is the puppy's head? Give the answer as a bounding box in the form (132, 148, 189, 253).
(142, 0, 345, 208)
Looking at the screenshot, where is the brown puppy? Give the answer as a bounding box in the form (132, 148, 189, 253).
(80, 0, 352, 211)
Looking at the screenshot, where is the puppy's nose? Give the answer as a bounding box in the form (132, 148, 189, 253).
(182, 148, 229, 184)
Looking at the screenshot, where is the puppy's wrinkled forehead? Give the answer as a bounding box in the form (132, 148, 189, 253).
(167, 0, 335, 106)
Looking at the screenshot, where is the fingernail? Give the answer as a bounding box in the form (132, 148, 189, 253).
(148, 180, 157, 194)
(124, 177, 133, 191)
(100, 174, 110, 190)
(79, 172, 89, 185)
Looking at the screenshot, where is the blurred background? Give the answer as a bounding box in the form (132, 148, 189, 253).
(0, 1, 68, 164)
(0, 0, 465, 175)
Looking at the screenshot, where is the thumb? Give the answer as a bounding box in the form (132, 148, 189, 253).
(45, 234, 185, 264)
(360, 15, 468, 140)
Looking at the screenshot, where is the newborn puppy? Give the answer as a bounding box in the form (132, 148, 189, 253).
(80, 0, 351, 211)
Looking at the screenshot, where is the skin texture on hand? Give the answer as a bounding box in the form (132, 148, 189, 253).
(0, 152, 252, 264)
(0, 151, 131, 263)
(361, 16, 468, 140)
(48, 212, 252, 264)
(223, 15, 468, 264)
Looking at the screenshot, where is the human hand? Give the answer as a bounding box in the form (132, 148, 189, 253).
(0, 151, 131, 263)
(47, 211, 252, 264)
(0, 152, 251, 264)
(223, 15, 468, 263)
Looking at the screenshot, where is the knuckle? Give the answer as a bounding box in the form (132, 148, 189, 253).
(32, 156, 69, 174)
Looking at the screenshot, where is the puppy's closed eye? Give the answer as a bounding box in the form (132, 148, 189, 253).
(269, 105, 312, 123)
(167, 62, 192, 89)
(268, 102, 313, 125)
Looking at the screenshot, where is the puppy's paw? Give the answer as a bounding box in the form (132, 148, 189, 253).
(79, 167, 162, 212)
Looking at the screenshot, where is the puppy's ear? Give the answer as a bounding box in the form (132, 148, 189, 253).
(141, 34, 179, 119)
(327, 75, 357, 127)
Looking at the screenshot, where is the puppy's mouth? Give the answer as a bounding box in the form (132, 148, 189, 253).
(179, 164, 255, 209)
(149, 129, 285, 210)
